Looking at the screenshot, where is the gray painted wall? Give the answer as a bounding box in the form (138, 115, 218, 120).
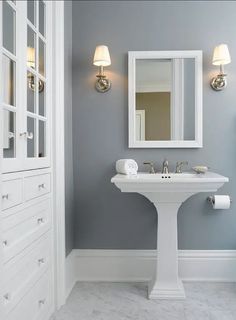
(64, 0, 74, 255)
(72, 1, 236, 250)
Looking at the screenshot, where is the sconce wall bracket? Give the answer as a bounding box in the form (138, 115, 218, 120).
(211, 73, 227, 91)
(95, 75, 111, 93)
(28, 74, 44, 93)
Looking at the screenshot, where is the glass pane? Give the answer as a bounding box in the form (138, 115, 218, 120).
(38, 120, 46, 157)
(27, 0, 35, 25)
(39, 0, 45, 37)
(3, 1, 15, 54)
(38, 80, 45, 116)
(27, 117, 36, 157)
(3, 110, 15, 158)
(27, 71, 36, 113)
(27, 26, 36, 70)
(3, 55, 15, 106)
(39, 39, 45, 76)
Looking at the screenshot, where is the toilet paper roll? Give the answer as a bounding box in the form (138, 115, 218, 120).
(212, 195, 231, 209)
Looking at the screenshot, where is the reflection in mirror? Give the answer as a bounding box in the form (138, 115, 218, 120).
(38, 120, 46, 157)
(27, 0, 35, 26)
(27, 117, 35, 157)
(39, 0, 45, 37)
(39, 38, 45, 76)
(3, 1, 15, 54)
(3, 110, 15, 158)
(27, 71, 35, 113)
(135, 58, 195, 142)
(3, 55, 15, 106)
(27, 26, 36, 69)
(39, 81, 45, 116)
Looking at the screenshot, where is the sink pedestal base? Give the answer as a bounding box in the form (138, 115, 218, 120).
(148, 279, 185, 300)
(147, 199, 186, 300)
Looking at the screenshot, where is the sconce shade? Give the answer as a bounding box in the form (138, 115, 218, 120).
(27, 47, 35, 68)
(212, 44, 231, 66)
(93, 45, 111, 67)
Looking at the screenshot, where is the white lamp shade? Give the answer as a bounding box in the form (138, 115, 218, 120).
(93, 45, 111, 67)
(212, 44, 231, 66)
(27, 47, 35, 68)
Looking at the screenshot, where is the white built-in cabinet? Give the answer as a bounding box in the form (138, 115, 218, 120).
(0, 1, 56, 320)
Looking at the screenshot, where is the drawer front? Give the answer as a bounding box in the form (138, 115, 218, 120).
(2, 179, 23, 210)
(25, 174, 51, 202)
(6, 269, 53, 320)
(2, 199, 52, 263)
(3, 233, 51, 314)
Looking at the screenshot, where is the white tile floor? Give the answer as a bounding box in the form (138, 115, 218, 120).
(51, 282, 236, 320)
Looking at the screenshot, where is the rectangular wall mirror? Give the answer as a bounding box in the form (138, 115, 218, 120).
(128, 51, 202, 148)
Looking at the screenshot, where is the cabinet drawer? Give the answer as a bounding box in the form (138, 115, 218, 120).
(3, 233, 51, 314)
(6, 269, 53, 320)
(2, 178, 23, 210)
(2, 199, 52, 263)
(25, 174, 51, 201)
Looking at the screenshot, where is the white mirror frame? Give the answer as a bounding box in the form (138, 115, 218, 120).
(128, 50, 203, 148)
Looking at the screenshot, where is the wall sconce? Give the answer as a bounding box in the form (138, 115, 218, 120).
(27, 47, 44, 93)
(211, 44, 231, 91)
(93, 45, 111, 93)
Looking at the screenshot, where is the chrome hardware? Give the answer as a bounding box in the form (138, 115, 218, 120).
(175, 161, 188, 173)
(38, 299, 46, 306)
(143, 161, 155, 174)
(20, 132, 34, 140)
(8, 132, 14, 139)
(207, 196, 232, 205)
(38, 183, 45, 189)
(162, 159, 169, 174)
(211, 72, 227, 91)
(2, 194, 9, 200)
(3, 240, 8, 246)
(3, 293, 11, 301)
(28, 73, 44, 93)
(37, 217, 45, 225)
(38, 258, 45, 265)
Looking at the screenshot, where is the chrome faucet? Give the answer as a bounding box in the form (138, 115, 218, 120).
(162, 159, 169, 174)
(175, 161, 188, 173)
(143, 161, 155, 174)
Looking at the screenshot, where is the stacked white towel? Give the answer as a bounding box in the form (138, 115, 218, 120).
(116, 159, 138, 175)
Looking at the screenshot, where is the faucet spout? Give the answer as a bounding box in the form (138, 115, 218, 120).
(162, 159, 169, 174)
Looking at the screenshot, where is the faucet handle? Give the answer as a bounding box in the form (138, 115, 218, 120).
(176, 161, 188, 173)
(143, 161, 155, 174)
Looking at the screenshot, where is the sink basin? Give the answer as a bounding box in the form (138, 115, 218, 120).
(111, 171, 228, 300)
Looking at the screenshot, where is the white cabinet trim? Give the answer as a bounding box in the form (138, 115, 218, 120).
(52, 0, 66, 310)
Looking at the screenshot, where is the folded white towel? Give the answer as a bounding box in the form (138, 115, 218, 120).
(116, 159, 138, 175)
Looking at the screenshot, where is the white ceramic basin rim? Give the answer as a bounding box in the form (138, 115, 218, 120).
(111, 171, 228, 182)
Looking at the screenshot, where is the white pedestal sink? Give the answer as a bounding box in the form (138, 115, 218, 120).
(111, 172, 228, 299)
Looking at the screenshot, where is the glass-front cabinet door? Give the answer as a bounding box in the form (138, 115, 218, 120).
(1, 0, 19, 171)
(1, 0, 52, 173)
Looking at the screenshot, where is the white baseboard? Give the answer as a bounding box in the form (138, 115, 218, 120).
(65, 249, 236, 300)
(65, 250, 77, 299)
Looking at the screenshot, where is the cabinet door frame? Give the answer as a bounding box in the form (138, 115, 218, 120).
(23, 0, 52, 171)
(1, 0, 52, 173)
(1, 0, 23, 172)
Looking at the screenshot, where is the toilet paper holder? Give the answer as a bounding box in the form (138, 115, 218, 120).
(207, 196, 232, 205)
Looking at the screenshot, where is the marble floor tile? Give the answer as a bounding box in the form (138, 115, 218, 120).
(51, 282, 236, 320)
